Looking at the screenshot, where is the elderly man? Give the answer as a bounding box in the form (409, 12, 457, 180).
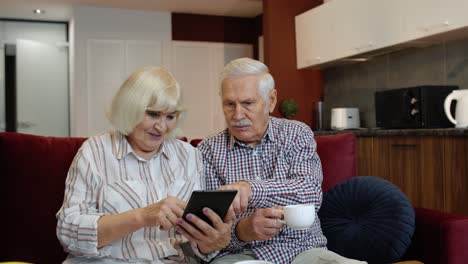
(197, 58, 365, 264)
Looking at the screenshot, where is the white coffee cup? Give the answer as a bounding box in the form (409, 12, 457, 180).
(278, 204, 315, 230)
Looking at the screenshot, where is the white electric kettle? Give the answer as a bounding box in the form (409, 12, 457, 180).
(444, 90, 468, 128)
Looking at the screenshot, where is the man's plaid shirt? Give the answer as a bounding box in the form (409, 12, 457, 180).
(198, 117, 327, 264)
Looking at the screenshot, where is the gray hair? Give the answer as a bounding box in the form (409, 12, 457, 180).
(220, 58, 275, 101)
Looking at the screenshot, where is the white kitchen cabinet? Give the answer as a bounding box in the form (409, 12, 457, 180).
(335, 0, 402, 58)
(400, 0, 468, 42)
(295, 2, 337, 68)
(296, 0, 401, 68)
(296, 0, 468, 69)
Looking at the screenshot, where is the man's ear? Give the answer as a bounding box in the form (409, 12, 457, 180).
(268, 89, 277, 113)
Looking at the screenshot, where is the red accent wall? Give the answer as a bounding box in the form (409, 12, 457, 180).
(172, 13, 262, 59)
(263, 0, 324, 129)
(172, 13, 257, 44)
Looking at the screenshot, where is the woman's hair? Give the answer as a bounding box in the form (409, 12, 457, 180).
(220, 57, 275, 101)
(108, 66, 184, 136)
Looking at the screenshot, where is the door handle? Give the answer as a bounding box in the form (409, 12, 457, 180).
(17, 121, 36, 129)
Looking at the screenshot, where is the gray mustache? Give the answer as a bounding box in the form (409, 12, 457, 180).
(230, 119, 252, 126)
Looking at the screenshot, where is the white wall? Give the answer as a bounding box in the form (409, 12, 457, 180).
(70, 6, 253, 139)
(71, 6, 172, 136)
(3, 21, 66, 44)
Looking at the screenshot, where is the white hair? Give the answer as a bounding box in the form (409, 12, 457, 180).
(108, 66, 184, 137)
(220, 58, 275, 102)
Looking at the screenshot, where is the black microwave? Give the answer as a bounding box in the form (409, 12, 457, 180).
(375, 85, 458, 129)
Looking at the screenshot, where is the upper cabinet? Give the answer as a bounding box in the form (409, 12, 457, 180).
(400, 0, 468, 41)
(334, 0, 401, 60)
(295, 0, 468, 69)
(295, 2, 337, 68)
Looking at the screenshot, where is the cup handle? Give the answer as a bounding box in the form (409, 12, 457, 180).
(444, 92, 458, 125)
(277, 219, 286, 224)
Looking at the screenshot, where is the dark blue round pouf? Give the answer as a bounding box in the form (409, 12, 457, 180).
(318, 176, 415, 264)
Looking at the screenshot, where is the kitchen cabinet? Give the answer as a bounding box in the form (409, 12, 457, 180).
(400, 0, 468, 42)
(372, 136, 445, 211)
(335, 0, 401, 60)
(295, 1, 337, 68)
(296, 0, 468, 69)
(295, 0, 401, 69)
(357, 135, 468, 215)
(442, 137, 468, 214)
(357, 137, 373, 176)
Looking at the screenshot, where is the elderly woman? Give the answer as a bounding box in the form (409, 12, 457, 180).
(56, 66, 231, 263)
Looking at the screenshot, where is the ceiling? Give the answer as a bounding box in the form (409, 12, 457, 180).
(0, 0, 263, 21)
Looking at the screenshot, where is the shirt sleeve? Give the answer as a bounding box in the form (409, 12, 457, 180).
(190, 242, 220, 262)
(246, 128, 323, 210)
(226, 217, 249, 251)
(56, 141, 111, 257)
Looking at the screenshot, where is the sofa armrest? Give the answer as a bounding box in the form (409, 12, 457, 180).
(403, 207, 468, 264)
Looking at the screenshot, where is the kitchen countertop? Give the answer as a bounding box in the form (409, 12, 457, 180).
(314, 128, 468, 137)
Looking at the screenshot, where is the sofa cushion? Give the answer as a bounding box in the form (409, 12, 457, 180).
(0, 132, 86, 263)
(315, 133, 357, 192)
(190, 138, 203, 147)
(318, 176, 415, 264)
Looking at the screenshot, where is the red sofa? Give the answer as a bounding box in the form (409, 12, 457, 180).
(1, 132, 467, 264)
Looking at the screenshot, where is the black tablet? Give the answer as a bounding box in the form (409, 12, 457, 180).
(182, 190, 237, 226)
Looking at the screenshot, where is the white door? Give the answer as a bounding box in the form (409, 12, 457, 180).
(171, 41, 253, 140)
(16, 39, 69, 136)
(87, 39, 126, 136)
(172, 41, 215, 140)
(126, 40, 163, 76)
(86, 39, 165, 136)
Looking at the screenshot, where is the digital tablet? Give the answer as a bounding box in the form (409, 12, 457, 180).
(182, 190, 237, 226)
